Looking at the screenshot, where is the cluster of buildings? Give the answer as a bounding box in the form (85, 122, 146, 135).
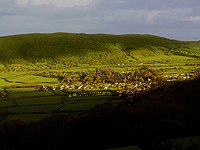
(32, 72, 197, 98)
(33, 78, 156, 97)
(1, 72, 197, 99)
(0, 89, 8, 98)
(163, 73, 194, 81)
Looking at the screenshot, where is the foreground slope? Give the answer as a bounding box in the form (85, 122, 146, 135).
(0, 33, 200, 65)
(0, 76, 200, 149)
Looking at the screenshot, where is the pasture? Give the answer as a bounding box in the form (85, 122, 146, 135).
(1, 60, 200, 89)
(0, 71, 59, 90)
(0, 87, 117, 123)
(0, 58, 200, 123)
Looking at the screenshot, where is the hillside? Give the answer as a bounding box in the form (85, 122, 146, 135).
(0, 77, 200, 150)
(0, 33, 200, 65)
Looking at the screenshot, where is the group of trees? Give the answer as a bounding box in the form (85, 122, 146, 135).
(37, 67, 165, 91)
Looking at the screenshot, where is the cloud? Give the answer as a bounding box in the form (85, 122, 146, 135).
(17, 0, 93, 7)
(100, 7, 193, 28)
(0, 0, 200, 40)
(101, 9, 160, 26)
(186, 16, 200, 22)
(17, 0, 29, 5)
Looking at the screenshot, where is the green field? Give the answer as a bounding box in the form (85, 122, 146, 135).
(0, 33, 200, 65)
(0, 71, 59, 89)
(0, 87, 116, 122)
(1, 33, 200, 123)
(0, 33, 200, 82)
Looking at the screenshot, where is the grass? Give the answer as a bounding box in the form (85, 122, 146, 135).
(1, 114, 50, 122)
(7, 88, 36, 93)
(0, 78, 13, 88)
(8, 91, 56, 99)
(0, 71, 26, 78)
(6, 74, 58, 83)
(16, 96, 62, 105)
(0, 32, 200, 122)
(0, 33, 199, 89)
(0, 88, 114, 122)
(59, 97, 110, 112)
(0, 100, 16, 108)
(7, 104, 62, 114)
(0, 33, 200, 65)
(1, 62, 200, 89)
(0, 71, 59, 89)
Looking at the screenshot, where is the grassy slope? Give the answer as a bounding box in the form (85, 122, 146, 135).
(0, 33, 200, 65)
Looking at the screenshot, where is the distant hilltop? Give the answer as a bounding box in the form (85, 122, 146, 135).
(0, 32, 200, 65)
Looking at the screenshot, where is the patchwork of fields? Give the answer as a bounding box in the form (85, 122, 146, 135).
(1, 33, 200, 123)
(0, 87, 119, 122)
(1, 59, 200, 123)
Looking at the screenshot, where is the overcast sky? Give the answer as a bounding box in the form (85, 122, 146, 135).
(0, 0, 200, 40)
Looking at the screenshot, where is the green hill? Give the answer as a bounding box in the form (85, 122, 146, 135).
(0, 33, 200, 65)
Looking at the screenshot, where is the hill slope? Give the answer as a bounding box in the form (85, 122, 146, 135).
(0, 33, 200, 65)
(0, 77, 200, 149)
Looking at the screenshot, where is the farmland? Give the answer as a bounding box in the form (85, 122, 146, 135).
(1, 64, 200, 123)
(0, 87, 118, 123)
(0, 76, 200, 149)
(0, 33, 200, 149)
(0, 33, 200, 123)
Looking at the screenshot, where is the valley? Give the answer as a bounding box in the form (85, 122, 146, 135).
(0, 33, 200, 149)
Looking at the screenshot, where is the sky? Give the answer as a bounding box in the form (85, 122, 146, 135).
(0, 0, 200, 40)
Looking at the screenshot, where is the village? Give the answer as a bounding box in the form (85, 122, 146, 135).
(1, 67, 197, 98)
(0, 89, 8, 98)
(33, 67, 197, 92)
